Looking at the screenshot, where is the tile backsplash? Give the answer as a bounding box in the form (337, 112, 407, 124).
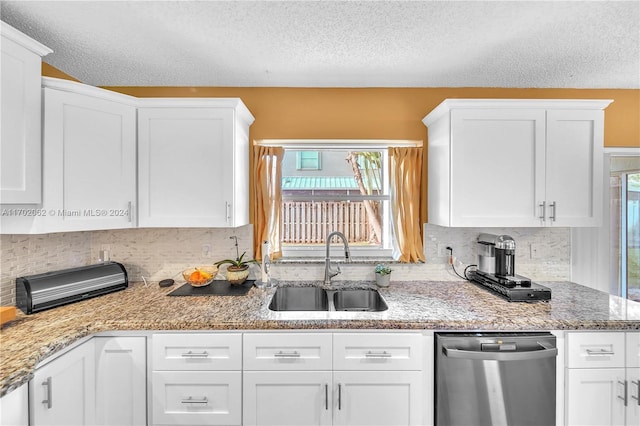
(1, 232, 93, 305)
(0, 224, 571, 306)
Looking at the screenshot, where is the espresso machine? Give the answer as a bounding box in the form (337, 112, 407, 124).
(470, 233, 551, 302)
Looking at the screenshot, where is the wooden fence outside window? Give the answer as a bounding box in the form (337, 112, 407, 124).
(281, 200, 372, 244)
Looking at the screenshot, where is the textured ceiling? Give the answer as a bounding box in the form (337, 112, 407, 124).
(1, 0, 639, 88)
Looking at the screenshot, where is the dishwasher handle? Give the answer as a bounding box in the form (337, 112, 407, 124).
(442, 342, 558, 361)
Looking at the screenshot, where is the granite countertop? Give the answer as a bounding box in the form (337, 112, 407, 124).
(1, 279, 639, 396)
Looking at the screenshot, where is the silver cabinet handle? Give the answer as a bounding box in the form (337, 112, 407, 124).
(365, 350, 392, 358)
(338, 383, 342, 410)
(325, 384, 329, 410)
(274, 350, 301, 358)
(549, 201, 556, 222)
(127, 201, 132, 222)
(181, 396, 208, 404)
(181, 350, 209, 358)
(585, 348, 615, 356)
(539, 201, 546, 222)
(618, 380, 628, 406)
(632, 380, 639, 406)
(42, 377, 52, 409)
(225, 202, 231, 223)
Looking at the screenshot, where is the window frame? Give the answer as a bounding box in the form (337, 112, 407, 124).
(282, 147, 391, 258)
(257, 139, 421, 260)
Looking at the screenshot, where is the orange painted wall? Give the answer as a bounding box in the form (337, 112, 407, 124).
(42, 63, 80, 82)
(42, 63, 639, 147)
(101, 86, 639, 148)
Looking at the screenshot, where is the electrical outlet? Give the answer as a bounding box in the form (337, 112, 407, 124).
(202, 244, 211, 257)
(529, 243, 539, 259)
(437, 243, 450, 257)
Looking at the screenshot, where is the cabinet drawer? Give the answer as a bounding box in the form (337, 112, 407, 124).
(628, 332, 640, 368)
(333, 333, 423, 370)
(152, 333, 241, 370)
(243, 333, 332, 370)
(152, 371, 241, 425)
(567, 332, 625, 368)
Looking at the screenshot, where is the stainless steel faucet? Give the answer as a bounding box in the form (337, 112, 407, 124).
(324, 231, 350, 285)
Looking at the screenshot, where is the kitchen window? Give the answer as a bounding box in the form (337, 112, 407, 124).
(282, 148, 391, 258)
(254, 140, 424, 262)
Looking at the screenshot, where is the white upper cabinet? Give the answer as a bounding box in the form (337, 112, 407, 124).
(137, 99, 254, 228)
(0, 22, 52, 204)
(423, 99, 612, 227)
(39, 78, 137, 232)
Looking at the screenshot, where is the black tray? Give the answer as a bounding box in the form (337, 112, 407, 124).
(167, 280, 254, 296)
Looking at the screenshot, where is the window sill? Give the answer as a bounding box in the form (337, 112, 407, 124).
(273, 256, 397, 265)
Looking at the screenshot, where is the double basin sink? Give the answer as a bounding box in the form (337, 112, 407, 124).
(268, 286, 388, 312)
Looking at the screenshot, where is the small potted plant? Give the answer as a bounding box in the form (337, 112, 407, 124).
(215, 252, 259, 285)
(375, 263, 392, 287)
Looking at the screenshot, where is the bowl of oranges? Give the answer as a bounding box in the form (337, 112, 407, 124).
(182, 266, 218, 287)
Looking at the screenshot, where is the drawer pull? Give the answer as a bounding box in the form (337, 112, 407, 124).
(274, 350, 301, 358)
(585, 348, 615, 356)
(181, 350, 209, 358)
(365, 350, 392, 358)
(632, 380, 639, 406)
(181, 396, 209, 404)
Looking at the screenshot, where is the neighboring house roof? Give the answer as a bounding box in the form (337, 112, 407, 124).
(282, 176, 359, 190)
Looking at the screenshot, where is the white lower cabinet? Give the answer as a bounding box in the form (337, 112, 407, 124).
(95, 336, 147, 426)
(0, 383, 29, 426)
(243, 332, 424, 426)
(151, 333, 242, 425)
(31, 339, 96, 426)
(567, 368, 626, 425)
(566, 331, 639, 426)
(332, 371, 422, 426)
(243, 371, 333, 426)
(152, 371, 242, 426)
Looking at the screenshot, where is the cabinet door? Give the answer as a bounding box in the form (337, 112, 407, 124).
(152, 371, 241, 425)
(628, 367, 640, 426)
(0, 28, 48, 204)
(546, 110, 604, 227)
(449, 108, 546, 227)
(333, 371, 423, 426)
(95, 336, 146, 426)
(0, 383, 28, 426)
(627, 332, 640, 368)
(566, 368, 626, 426)
(31, 339, 96, 426)
(41, 88, 136, 231)
(138, 107, 236, 227)
(243, 371, 332, 426)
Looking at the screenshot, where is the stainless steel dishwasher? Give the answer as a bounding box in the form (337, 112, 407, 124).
(435, 332, 557, 426)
